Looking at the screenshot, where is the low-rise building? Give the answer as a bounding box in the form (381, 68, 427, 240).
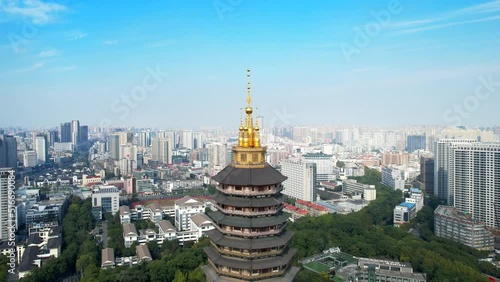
(175, 196, 205, 231)
(405, 188, 424, 212)
(158, 220, 177, 241)
(136, 244, 153, 262)
(119, 206, 131, 224)
(101, 248, 115, 269)
(434, 205, 494, 250)
(123, 223, 138, 248)
(91, 185, 119, 220)
(342, 179, 376, 201)
(190, 214, 214, 239)
(393, 202, 416, 226)
(345, 258, 426, 282)
(295, 199, 327, 216)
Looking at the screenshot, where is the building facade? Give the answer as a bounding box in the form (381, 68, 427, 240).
(174, 196, 205, 231)
(449, 142, 500, 229)
(91, 185, 120, 220)
(433, 139, 477, 204)
(0, 135, 17, 168)
(202, 70, 298, 281)
(281, 159, 316, 202)
(434, 205, 494, 250)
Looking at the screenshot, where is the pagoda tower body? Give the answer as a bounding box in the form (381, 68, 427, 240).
(202, 70, 298, 282)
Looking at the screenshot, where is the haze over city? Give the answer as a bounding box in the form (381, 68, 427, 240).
(1, 0, 499, 129)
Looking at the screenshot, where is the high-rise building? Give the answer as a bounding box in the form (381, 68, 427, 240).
(207, 143, 228, 176)
(434, 139, 477, 204)
(79, 125, 89, 143)
(202, 69, 298, 281)
(406, 134, 426, 153)
(0, 135, 17, 168)
(108, 134, 120, 160)
(418, 156, 434, 194)
(138, 131, 151, 147)
(34, 136, 47, 164)
(179, 130, 193, 149)
(23, 151, 37, 167)
(0, 169, 14, 241)
(71, 120, 80, 146)
(449, 142, 500, 229)
(151, 138, 172, 164)
(44, 130, 58, 147)
(60, 122, 71, 143)
(193, 131, 203, 149)
(301, 152, 334, 182)
(281, 159, 316, 201)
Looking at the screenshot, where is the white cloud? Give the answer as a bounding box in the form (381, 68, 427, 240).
(102, 40, 118, 45)
(51, 66, 77, 72)
(38, 48, 58, 57)
(67, 31, 87, 40)
(391, 0, 500, 34)
(15, 61, 45, 73)
(1, 0, 67, 24)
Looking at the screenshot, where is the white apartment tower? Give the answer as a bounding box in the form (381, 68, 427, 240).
(34, 136, 46, 164)
(0, 169, 12, 241)
(151, 138, 172, 164)
(281, 159, 316, 201)
(449, 142, 500, 229)
(434, 139, 477, 204)
(207, 143, 228, 176)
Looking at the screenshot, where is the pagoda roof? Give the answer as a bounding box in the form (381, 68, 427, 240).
(207, 210, 290, 228)
(206, 229, 293, 250)
(212, 163, 287, 186)
(213, 192, 285, 208)
(205, 246, 296, 270)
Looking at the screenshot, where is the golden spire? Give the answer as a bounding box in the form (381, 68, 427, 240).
(238, 68, 260, 149)
(246, 68, 251, 107)
(232, 68, 266, 167)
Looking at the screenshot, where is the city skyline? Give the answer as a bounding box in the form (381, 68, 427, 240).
(1, 0, 499, 129)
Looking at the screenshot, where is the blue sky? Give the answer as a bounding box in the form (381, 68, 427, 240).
(1, 0, 499, 129)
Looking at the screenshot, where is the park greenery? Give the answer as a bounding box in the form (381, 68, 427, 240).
(0, 254, 9, 282)
(16, 167, 499, 282)
(20, 196, 98, 282)
(289, 167, 495, 282)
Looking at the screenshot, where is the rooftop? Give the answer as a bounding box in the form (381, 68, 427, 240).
(136, 244, 152, 260)
(191, 213, 213, 227)
(296, 199, 327, 212)
(123, 223, 138, 235)
(175, 195, 203, 206)
(212, 163, 287, 186)
(158, 220, 176, 232)
(398, 202, 415, 209)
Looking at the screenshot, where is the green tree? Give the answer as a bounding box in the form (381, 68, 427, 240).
(172, 270, 187, 282)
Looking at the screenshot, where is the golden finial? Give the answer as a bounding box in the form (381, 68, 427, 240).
(246, 68, 251, 107)
(254, 107, 259, 129)
(239, 108, 244, 131)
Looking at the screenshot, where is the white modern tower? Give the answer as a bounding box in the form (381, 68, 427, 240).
(281, 159, 316, 201)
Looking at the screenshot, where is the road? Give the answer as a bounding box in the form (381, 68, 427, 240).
(101, 221, 108, 248)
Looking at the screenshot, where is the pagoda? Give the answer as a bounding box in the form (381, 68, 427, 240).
(202, 69, 298, 281)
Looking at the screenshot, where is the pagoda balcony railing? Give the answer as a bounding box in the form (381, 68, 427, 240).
(216, 204, 282, 216)
(216, 185, 283, 196)
(210, 241, 284, 258)
(215, 223, 287, 237)
(208, 260, 287, 281)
